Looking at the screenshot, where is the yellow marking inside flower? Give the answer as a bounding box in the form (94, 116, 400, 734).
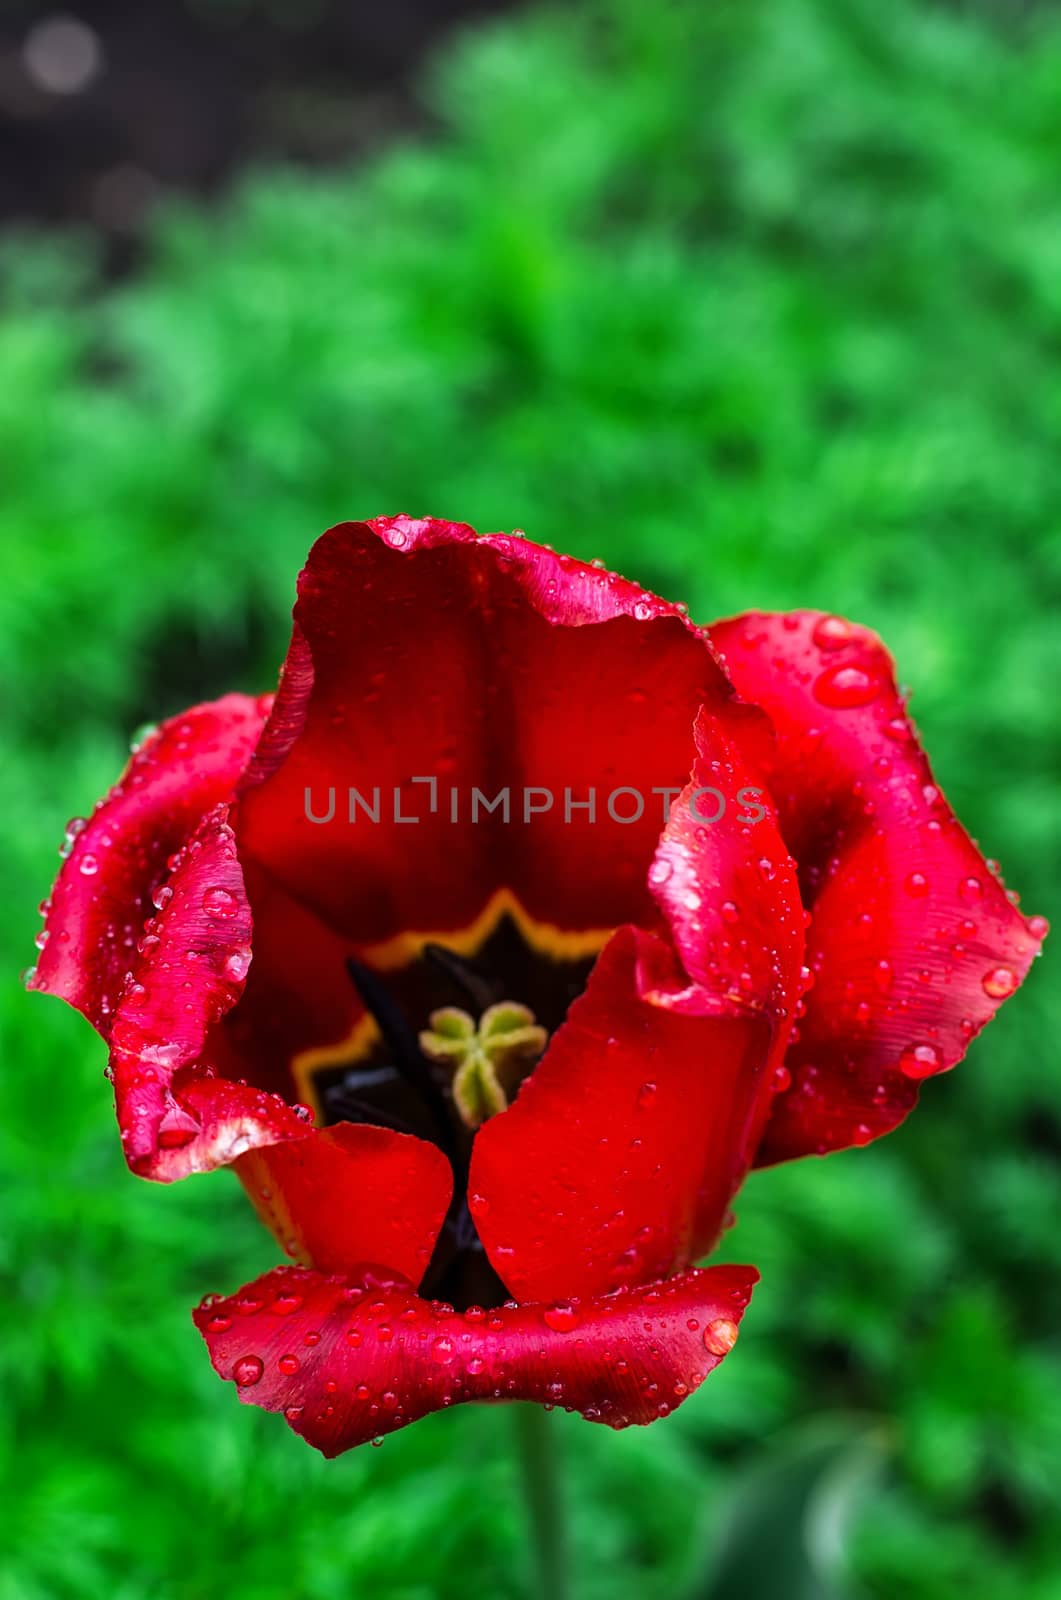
(360, 884, 612, 971)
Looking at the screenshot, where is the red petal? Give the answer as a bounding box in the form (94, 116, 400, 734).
(193, 1261, 757, 1456)
(648, 707, 804, 1025)
(107, 801, 306, 1179)
(468, 712, 803, 1303)
(234, 1123, 452, 1283)
(32, 694, 269, 1035)
(710, 611, 1046, 1162)
(236, 518, 752, 949)
(108, 802, 452, 1281)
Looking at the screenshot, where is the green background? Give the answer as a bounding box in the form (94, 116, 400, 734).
(2, 2, 1058, 1596)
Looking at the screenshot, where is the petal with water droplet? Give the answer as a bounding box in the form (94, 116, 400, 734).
(711, 610, 1044, 1162)
(194, 1260, 757, 1456)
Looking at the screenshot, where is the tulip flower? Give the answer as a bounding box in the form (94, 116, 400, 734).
(31, 517, 1045, 1460)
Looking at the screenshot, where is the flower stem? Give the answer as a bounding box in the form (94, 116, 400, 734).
(512, 1404, 568, 1600)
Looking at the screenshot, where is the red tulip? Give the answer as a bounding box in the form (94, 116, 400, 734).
(31, 517, 1045, 1455)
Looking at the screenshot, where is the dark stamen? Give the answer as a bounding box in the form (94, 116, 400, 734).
(423, 942, 500, 1013)
(345, 957, 457, 1153)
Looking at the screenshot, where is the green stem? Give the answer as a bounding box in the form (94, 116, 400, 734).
(512, 1403, 568, 1600)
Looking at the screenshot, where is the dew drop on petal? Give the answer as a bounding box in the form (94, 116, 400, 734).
(898, 1043, 941, 1079)
(233, 1355, 264, 1388)
(702, 1318, 739, 1356)
(982, 966, 1018, 1000)
(59, 817, 87, 859)
(203, 886, 238, 919)
(157, 1105, 200, 1149)
(813, 665, 880, 708)
(543, 1302, 580, 1333)
(958, 876, 983, 903)
(812, 615, 853, 651)
(223, 947, 252, 983)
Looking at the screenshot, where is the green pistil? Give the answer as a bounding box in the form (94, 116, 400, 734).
(419, 1001, 548, 1129)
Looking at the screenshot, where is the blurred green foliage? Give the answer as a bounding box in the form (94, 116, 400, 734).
(2, 0, 1059, 1596)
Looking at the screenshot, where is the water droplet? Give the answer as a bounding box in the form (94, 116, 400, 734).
(702, 1318, 739, 1356)
(59, 817, 87, 858)
(157, 1104, 199, 1149)
(206, 1314, 232, 1334)
(982, 966, 1018, 1000)
(224, 947, 252, 983)
(79, 853, 100, 877)
(637, 1081, 658, 1108)
(958, 876, 982, 903)
(813, 665, 879, 709)
(898, 1043, 941, 1079)
(543, 1302, 580, 1333)
(884, 716, 913, 743)
(648, 858, 673, 887)
(431, 1335, 455, 1364)
(203, 886, 238, 919)
(812, 615, 853, 651)
(233, 1355, 264, 1387)
(278, 1354, 300, 1376)
(905, 871, 929, 897)
(1027, 915, 1049, 941)
(720, 900, 740, 924)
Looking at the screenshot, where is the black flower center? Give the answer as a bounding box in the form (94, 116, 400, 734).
(313, 913, 598, 1308)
